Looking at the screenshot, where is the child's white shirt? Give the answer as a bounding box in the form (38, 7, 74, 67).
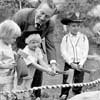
(22, 46, 43, 79)
(60, 32, 89, 66)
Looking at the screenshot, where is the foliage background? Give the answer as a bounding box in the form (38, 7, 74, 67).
(1, 0, 100, 35)
(1, 0, 100, 99)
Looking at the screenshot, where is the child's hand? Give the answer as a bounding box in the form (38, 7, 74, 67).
(47, 67, 56, 76)
(50, 63, 60, 73)
(17, 49, 28, 58)
(70, 63, 79, 70)
(5, 62, 17, 69)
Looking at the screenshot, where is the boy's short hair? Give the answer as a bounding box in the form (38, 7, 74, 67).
(0, 19, 21, 39)
(25, 34, 42, 44)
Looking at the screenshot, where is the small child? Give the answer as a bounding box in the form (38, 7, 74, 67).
(18, 34, 55, 91)
(0, 19, 21, 99)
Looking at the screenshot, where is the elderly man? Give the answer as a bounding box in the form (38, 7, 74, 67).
(12, 1, 58, 99)
(60, 13, 89, 100)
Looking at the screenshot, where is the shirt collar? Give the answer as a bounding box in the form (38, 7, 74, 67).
(69, 32, 81, 37)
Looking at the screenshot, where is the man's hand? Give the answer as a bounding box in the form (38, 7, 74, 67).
(50, 63, 60, 74)
(47, 67, 57, 76)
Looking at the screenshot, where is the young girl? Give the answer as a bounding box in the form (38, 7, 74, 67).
(18, 33, 55, 91)
(16, 33, 56, 99)
(0, 19, 21, 99)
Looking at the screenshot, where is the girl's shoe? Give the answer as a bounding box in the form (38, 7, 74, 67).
(60, 94, 68, 100)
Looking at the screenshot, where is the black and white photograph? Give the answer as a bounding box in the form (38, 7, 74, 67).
(0, 0, 100, 100)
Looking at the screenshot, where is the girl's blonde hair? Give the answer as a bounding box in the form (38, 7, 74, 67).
(25, 34, 42, 44)
(0, 19, 21, 39)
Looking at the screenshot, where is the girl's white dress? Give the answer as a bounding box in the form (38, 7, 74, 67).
(0, 40, 16, 99)
(16, 46, 43, 99)
(19, 46, 43, 90)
